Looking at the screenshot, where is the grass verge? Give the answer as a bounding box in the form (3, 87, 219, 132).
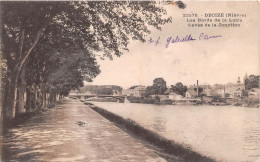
(85, 101, 216, 162)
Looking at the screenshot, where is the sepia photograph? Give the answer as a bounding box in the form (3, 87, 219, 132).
(0, 0, 259, 161)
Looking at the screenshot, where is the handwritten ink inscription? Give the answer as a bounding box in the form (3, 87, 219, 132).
(148, 33, 222, 48)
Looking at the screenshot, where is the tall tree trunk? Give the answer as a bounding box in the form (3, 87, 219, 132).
(50, 92, 56, 104)
(0, 44, 2, 131)
(31, 84, 37, 110)
(2, 29, 25, 124)
(57, 94, 60, 101)
(26, 86, 32, 112)
(46, 93, 50, 107)
(43, 92, 47, 108)
(42, 85, 46, 108)
(3, 70, 19, 123)
(16, 68, 26, 115)
(3, 26, 47, 125)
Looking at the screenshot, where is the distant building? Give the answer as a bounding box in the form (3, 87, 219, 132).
(217, 89, 225, 98)
(185, 89, 198, 99)
(150, 95, 169, 101)
(122, 86, 146, 97)
(212, 85, 225, 98)
(203, 89, 218, 97)
(225, 77, 245, 98)
(168, 93, 184, 100)
(189, 84, 212, 91)
(188, 80, 200, 97)
(200, 84, 212, 90)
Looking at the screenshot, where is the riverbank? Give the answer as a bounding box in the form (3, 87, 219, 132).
(85, 101, 216, 162)
(126, 96, 259, 108)
(84, 97, 120, 102)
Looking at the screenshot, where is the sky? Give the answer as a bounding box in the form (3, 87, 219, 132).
(89, 1, 259, 89)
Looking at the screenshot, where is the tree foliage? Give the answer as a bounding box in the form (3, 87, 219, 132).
(245, 75, 259, 90)
(77, 85, 123, 95)
(170, 82, 187, 96)
(145, 78, 167, 97)
(1, 1, 173, 94)
(0, 1, 184, 122)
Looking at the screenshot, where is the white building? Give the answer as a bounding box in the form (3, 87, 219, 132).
(122, 86, 146, 97)
(168, 93, 183, 100)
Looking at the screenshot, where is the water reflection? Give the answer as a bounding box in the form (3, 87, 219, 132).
(91, 102, 260, 162)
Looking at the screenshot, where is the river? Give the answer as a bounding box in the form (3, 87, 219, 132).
(90, 102, 260, 162)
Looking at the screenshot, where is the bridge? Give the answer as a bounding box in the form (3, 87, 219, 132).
(69, 93, 127, 102)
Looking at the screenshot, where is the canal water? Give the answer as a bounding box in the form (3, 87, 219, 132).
(90, 102, 260, 162)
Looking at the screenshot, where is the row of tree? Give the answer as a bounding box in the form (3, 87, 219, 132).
(1, 1, 185, 127)
(75, 85, 123, 95)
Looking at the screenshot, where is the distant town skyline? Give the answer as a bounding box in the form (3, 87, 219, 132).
(90, 1, 259, 89)
(85, 74, 255, 89)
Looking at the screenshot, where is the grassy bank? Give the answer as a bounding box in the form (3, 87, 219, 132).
(85, 97, 119, 102)
(85, 102, 216, 162)
(126, 96, 173, 105)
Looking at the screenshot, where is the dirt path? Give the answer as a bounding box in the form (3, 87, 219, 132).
(1, 99, 177, 162)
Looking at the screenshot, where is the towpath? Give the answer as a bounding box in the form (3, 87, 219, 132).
(1, 98, 180, 162)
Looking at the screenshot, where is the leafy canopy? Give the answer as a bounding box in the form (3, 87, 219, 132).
(145, 78, 167, 96)
(1, 1, 184, 94)
(171, 82, 187, 96)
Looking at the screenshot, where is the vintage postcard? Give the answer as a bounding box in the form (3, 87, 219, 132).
(0, 0, 259, 162)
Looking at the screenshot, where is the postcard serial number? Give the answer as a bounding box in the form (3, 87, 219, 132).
(183, 13, 198, 17)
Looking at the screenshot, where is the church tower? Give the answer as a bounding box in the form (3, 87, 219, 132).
(237, 77, 241, 84)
